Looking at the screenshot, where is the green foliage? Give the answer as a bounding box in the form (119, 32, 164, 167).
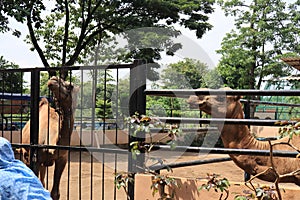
(0, 56, 25, 93)
(147, 96, 185, 117)
(217, 0, 297, 89)
(122, 27, 182, 81)
(96, 99, 113, 120)
(94, 70, 115, 119)
(277, 119, 300, 139)
(0, 0, 215, 78)
(161, 58, 211, 89)
(285, 96, 300, 119)
(114, 172, 134, 199)
(77, 70, 115, 120)
(115, 172, 134, 189)
(127, 114, 181, 159)
(203, 68, 224, 89)
(113, 77, 130, 119)
(39, 72, 50, 96)
(199, 173, 230, 199)
(147, 58, 222, 118)
(130, 141, 141, 160)
(151, 174, 178, 199)
(234, 185, 279, 200)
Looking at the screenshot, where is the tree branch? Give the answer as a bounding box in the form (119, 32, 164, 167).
(62, 0, 69, 65)
(64, 0, 102, 67)
(26, 3, 51, 71)
(60, 0, 70, 80)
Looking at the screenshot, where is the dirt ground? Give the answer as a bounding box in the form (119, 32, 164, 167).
(42, 150, 300, 200)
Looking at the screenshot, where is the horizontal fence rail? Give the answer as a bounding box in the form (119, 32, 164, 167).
(149, 157, 232, 171)
(145, 89, 300, 97)
(240, 99, 300, 107)
(154, 117, 297, 126)
(149, 127, 218, 133)
(12, 144, 128, 154)
(148, 145, 300, 158)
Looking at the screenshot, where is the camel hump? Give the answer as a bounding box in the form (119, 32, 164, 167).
(220, 87, 232, 90)
(39, 97, 49, 107)
(220, 87, 242, 100)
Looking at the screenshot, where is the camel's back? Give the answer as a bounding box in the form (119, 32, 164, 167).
(271, 135, 300, 151)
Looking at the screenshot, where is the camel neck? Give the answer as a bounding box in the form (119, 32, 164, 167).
(220, 102, 260, 149)
(56, 104, 74, 137)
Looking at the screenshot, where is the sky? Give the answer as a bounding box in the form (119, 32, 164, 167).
(0, 6, 234, 69)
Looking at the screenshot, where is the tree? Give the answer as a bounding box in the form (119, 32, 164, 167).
(122, 27, 182, 81)
(113, 77, 130, 119)
(146, 58, 221, 117)
(0, 0, 215, 79)
(39, 72, 50, 96)
(0, 56, 24, 93)
(96, 99, 113, 120)
(94, 70, 115, 120)
(216, 0, 298, 89)
(161, 58, 211, 89)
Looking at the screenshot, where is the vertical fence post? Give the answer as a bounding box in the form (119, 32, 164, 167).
(29, 69, 40, 175)
(243, 100, 251, 181)
(128, 60, 146, 200)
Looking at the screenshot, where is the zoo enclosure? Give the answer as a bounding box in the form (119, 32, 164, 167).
(0, 62, 300, 200)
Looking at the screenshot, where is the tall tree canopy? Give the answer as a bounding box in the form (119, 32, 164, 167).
(217, 0, 300, 89)
(0, 56, 24, 93)
(146, 58, 222, 117)
(0, 0, 215, 79)
(161, 58, 210, 89)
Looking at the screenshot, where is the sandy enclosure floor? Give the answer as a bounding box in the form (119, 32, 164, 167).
(40, 150, 300, 200)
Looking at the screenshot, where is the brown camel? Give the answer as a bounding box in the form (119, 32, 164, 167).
(187, 88, 300, 186)
(20, 76, 79, 200)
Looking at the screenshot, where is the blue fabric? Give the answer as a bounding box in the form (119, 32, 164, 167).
(0, 137, 52, 200)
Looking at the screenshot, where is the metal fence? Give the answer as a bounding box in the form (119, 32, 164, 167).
(0, 61, 146, 200)
(143, 88, 300, 182)
(1, 62, 300, 200)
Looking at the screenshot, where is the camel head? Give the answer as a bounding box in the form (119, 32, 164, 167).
(47, 76, 80, 112)
(187, 87, 242, 118)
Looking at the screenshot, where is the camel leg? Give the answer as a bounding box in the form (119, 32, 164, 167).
(51, 155, 67, 200)
(39, 165, 46, 187)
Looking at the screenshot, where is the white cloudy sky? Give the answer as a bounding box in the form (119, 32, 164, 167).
(0, 5, 234, 69)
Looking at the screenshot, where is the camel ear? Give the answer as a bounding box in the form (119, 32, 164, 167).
(39, 98, 49, 107)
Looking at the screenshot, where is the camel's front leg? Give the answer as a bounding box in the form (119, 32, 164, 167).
(51, 155, 67, 200)
(39, 165, 46, 187)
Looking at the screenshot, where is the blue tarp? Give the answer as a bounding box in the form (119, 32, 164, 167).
(0, 137, 52, 200)
(0, 93, 31, 101)
(0, 93, 51, 103)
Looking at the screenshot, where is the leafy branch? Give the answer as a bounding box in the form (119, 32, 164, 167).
(127, 113, 181, 162)
(199, 173, 230, 200)
(114, 172, 134, 200)
(235, 184, 279, 200)
(151, 174, 179, 200)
